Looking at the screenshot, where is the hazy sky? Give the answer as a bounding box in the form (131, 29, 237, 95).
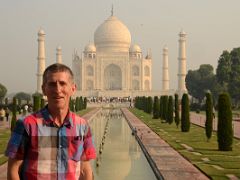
(1, 0, 240, 94)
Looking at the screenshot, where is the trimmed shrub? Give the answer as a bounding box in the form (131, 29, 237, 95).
(84, 97, 87, 109)
(33, 95, 41, 112)
(41, 98, 45, 108)
(11, 97, 17, 131)
(217, 93, 233, 151)
(205, 92, 213, 141)
(181, 93, 190, 132)
(146, 96, 153, 114)
(153, 96, 160, 119)
(174, 94, 180, 128)
(159, 96, 164, 119)
(80, 96, 84, 110)
(167, 96, 174, 124)
(162, 96, 168, 121)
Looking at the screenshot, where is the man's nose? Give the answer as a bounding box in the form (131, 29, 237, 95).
(55, 82, 61, 92)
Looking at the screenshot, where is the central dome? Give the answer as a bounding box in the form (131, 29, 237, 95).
(94, 16, 131, 53)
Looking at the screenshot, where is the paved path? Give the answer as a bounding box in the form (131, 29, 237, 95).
(121, 108, 209, 180)
(190, 112, 240, 139)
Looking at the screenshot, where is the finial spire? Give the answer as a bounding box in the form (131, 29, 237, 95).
(111, 4, 114, 16)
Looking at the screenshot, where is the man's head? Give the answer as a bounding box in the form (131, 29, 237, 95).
(43, 63, 74, 85)
(42, 63, 76, 112)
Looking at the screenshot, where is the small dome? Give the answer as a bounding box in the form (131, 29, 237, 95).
(130, 44, 141, 53)
(179, 29, 186, 36)
(94, 16, 131, 52)
(84, 43, 96, 52)
(38, 28, 45, 35)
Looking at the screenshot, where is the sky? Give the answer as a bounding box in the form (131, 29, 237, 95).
(1, 0, 240, 94)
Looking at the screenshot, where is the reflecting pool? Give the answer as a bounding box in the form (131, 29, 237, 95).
(89, 108, 157, 180)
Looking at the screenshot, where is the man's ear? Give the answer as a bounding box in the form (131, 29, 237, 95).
(71, 84, 77, 94)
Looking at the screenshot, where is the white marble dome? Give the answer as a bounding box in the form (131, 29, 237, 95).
(84, 43, 96, 52)
(130, 44, 141, 53)
(94, 16, 131, 52)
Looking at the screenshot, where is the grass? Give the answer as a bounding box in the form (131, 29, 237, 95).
(129, 108, 240, 180)
(0, 127, 11, 165)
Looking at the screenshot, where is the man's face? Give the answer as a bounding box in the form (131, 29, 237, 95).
(42, 71, 76, 110)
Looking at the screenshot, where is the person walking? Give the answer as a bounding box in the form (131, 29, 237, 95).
(5, 63, 96, 180)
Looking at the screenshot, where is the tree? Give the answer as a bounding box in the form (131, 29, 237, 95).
(152, 96, 160, 119)
(186, 64, 217, 103)
(159, 96, 164, 119)
(0, 83, 7, 104)
(14, 92, 31, 102)
(228, 48, 240, 107)
(174, 94, 180, 128)
(167, 96, 173, 124)
(80, 96, 84, 110)
(41, 98, 45, 108)
(33, 95, 41, 112)
(216, 50, 231, 91)
(205, 92, 213, 141)
(75, 97, 80, 112)
(84, 97, 87, 109)
(11, 97, 17, 131)
(162, 96, 168, 121)
(217, 93, 233, 151)
(181, 93, 190, 132)
(69, 97, 74, 112)
(146, 96, 153, 114)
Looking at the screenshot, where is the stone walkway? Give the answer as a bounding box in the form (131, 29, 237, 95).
(121, 108, 209, 180)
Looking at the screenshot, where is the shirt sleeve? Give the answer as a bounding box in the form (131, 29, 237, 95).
(5, 118, 29, 159)
(80, 124, 96, 161)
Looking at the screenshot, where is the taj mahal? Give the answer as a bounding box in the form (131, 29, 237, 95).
(36, 11, 187, 98)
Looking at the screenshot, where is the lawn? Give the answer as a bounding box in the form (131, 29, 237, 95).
(129, 108, 240, 180)
(0, 127, 10, 165)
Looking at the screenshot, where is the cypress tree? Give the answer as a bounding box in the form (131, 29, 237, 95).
(80, 96, 84, 110)
(181, 93, 190, 132)
(174, 94, 180, 128)
(162, 96, 168, 121)
(84, 97, 87, 109)
(41, 98, 45, 108)
(147, 96, 153, 114)
(217, 93, 233, 151)
(159, 96, 164, 119)
(153, 96, 160, 119)
(205, 92, 213, 141)
(75, 97, 79, 112)
(11, 97, 17, 131)
(167, 96, 174, 124)
(33, 95, 41, 112)
(69, 97, 74, 112)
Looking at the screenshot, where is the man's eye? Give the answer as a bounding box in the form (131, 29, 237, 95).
(48, 82, 56, 87)
(59, 82, 67, 86)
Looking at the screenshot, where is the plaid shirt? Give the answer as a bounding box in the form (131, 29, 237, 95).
(5, 107, 96, 180)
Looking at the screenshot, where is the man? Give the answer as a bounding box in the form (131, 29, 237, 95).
(5, 63, 96, 180)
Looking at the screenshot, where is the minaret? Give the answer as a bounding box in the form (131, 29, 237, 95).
(36, 28, 46, 93)
(162, 46, 169, 91)
(56, 46, 62, 64)
(177, 30, 187, 96)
